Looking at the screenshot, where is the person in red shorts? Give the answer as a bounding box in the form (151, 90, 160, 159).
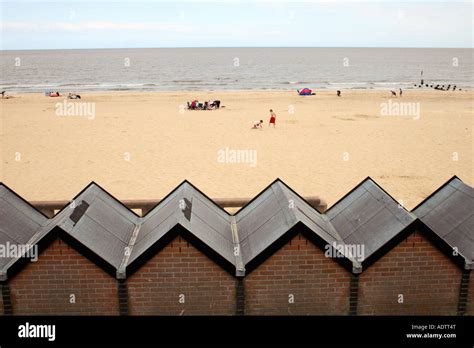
(269, 109, 276, 127)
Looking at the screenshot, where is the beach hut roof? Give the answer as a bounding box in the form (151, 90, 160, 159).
(127, 180, 236, 277)
(1, 177, 472, 279)
(55, 183, 140, 273)
(0, 181, 141, 280)
(413, 176, 474, 269)
(326, 177, 417, 267)
(234, 179, 360, 274)
(0, 184, 49, 279)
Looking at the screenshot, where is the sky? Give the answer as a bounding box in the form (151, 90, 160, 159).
(0, 0, 472, 50)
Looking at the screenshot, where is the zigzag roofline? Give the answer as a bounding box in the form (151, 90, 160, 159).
(0, 182, 50, 219)
(0, 177, 472, 280)
(325, 176, 412, 213)
(411, 175, 462, 212)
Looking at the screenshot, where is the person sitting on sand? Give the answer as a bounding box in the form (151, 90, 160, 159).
(211, 100, 221, 109)
(252, 120, 263, 129)
(269, 109, 276, 128)
(0, 91, 13, 99)
(68, 93, 81, 99)
(49, 91, 61, 97)
(337, 90, 341, 97)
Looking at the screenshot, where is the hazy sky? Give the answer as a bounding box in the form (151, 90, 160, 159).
(0, 0, 472, 50)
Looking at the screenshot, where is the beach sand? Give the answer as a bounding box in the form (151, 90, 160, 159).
(0, 90, 472, 210)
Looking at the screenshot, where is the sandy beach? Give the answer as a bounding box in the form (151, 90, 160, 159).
(0, 89, 472, 210)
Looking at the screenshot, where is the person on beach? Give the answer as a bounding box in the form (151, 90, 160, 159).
(252, 120, 264, 129)
(68, 93, 81, 99)
(0, 91, 12, 99)
(399, 88, 403, 97)
(337, 90, 341, 97)
(269, 109, 276, 127)
(391, 90, 397, 97)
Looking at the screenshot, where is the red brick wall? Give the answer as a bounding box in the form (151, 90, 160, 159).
(466, 271, 474, 315)
(9, 239, 119, 315)
(358, 231, 461, 315)
(127, 235, 236, 315)
(2, 231, 465, 316)
(244, 233, 351, 315)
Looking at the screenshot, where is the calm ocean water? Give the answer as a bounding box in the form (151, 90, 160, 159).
(0, 48, 472, 92)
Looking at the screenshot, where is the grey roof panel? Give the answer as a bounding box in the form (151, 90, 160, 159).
(240, 211, 293, 265)
(170, 183, 234, 263)
(68, 215, 129, 269)
(326, 178, 416, 262)
(281, 183, 342, 245)
(182, 211, 234, 260)
(0, 185, 48, 273)
(343, 207, 410, 256)
(57, 183, 138, 270)
(84, 198, 136, 243)
(235, 180, 366, 268)
(129, 182, 234, 268)
(135, 190, 181, 244)
(234, 188, 277, 239)
(129, 191, 181, 263)
(129, 217, 176, 264)
(189, 191, 233, 241)
(413, 178, 474, 265)
(236, 181, 299, 265)
(0, 201, 44, 243)
(0, 187, 46, 222)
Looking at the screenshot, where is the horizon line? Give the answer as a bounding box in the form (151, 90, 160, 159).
(1, 46, 473, 51)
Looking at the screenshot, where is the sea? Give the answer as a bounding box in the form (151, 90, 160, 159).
(0, 47, 472, 92)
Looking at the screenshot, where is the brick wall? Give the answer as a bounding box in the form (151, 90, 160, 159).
(358, 231, 461, 315)
(466, 271, 474, 315)
(9, 238, 119, 315)
(244, 233, 351, 315)
(1, 231, 467, 316)
(127, 235, 236, 315)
